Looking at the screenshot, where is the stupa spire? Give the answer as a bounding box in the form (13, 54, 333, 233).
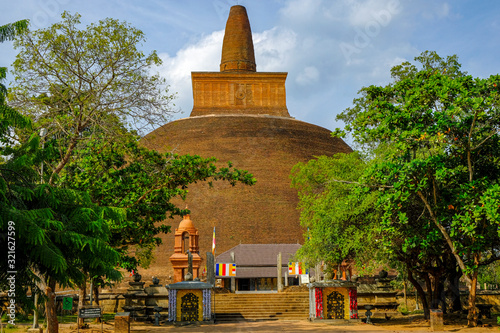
(220, 5, 256, 72)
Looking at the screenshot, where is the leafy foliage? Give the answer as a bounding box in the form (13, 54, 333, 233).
(0, 20, 30, 142)
(0, 105, 122, 312)
(0, 20, 28, 43)
(0, 18, 120, 317)
(337, 51, 500, 325)
(10, 12, 176, 184)
(291, 152, 382, 272)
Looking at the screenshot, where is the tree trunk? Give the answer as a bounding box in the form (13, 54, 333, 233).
(45, 280, 58, 333)
(93, 284, 101, 323)
(430, 272, 443, 310)
(448, 269, 463, 312)
(93, 284, 99, 306)
(408, 269, 430, 319)
(423, 273, 434, 309)
(467, 269, 479, 327)
(49, 133, 79, 185)
(403, 279, 407, 309)
(78, 282, 87, 328)
(435, 278, 447, 314)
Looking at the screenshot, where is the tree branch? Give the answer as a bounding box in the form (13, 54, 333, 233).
(467, 111, 478, 182)
(472, 128, 499, 151)
(416, 190, 472, 285)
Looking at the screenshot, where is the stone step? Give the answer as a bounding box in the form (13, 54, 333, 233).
(215, 313, 309, 318)
(215, 304, 309, 312)
(215, 316, 307, 322)
(212, 292, 310, 321)
(215, 301, 309, 307)
(215, 304, 308, 310)
(215, 312, 309, 320)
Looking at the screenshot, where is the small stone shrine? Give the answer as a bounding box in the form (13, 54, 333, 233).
(308, 280, 358, 321)
(357, 270, 398, 313)
(122, 273, 148, 320)
(144, 276, 168, 321)
(166, 252, 214, 323)
(169, 212, 202, 283)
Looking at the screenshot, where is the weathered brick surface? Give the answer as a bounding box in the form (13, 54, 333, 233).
(190, 72, 289, 117)
(220, 5, 256, 72)
(139, 115, 352, 282)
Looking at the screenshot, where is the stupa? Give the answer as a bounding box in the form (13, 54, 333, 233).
(140, 5, 352, 281)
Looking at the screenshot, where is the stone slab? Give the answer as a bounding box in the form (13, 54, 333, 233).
(430, 309, 444, 331)
(115, 312, 130, 333)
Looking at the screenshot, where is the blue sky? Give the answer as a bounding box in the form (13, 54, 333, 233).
(2, 0, 500, 140)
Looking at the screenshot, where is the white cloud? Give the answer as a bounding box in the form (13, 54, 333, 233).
(254, 28, 297, 71)
(420, 1, 453, 20)
(296, 66, 320, 85)
(155, 27, 299, 115)
(156, 30, 224, 115)
(347, 0, 402, 27)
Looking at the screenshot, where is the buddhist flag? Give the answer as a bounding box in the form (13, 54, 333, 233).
(212, 227, 216, 256)
(288, 262, 306, 275)
(216, 263, 236, 277)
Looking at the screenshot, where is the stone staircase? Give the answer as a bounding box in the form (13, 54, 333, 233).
(214, 292, 309, 322)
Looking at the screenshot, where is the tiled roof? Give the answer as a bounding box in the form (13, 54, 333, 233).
(215, 244, 301, 267)
(234, 266, 295, 278)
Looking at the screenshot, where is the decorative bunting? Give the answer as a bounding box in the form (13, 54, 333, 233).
(288, 262, 306, 275)
(216, 263, 236, 277)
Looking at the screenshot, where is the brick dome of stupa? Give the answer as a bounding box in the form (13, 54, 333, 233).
(139, 5, 352, 282)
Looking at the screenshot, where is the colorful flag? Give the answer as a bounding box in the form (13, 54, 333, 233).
(216, 263, 236, 277)
(288, 262, 306, 275)
(212, 227, 216, 256)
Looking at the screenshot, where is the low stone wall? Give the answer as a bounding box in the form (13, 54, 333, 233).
(393, 290, 500, 313)
(466, 291, 500, 312)
(51, 285, 169, 316)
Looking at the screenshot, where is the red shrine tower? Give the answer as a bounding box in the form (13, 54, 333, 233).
(169, 213, 202, 283)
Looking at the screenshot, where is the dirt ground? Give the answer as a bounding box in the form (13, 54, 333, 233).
(54, 314, 499, 333)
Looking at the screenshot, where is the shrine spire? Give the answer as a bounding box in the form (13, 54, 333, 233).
(220, 5, 256, 72)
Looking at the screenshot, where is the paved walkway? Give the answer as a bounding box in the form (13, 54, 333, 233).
(60, 319, 497, 333)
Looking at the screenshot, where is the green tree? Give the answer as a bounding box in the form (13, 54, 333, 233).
(291, 152, 382, 271)
(10, 12, 175, 185)
(477, 261, 500, 287)
(291, 147, 460, 318)
(338, 51, 500, 326)
(0, 20, 29, 142)
(0, 90, 122, 333)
